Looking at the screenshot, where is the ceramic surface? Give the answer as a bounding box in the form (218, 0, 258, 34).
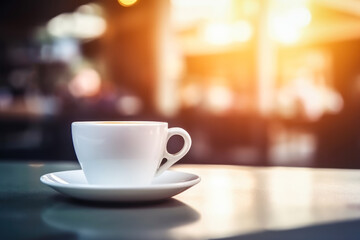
(40, 170, 200, 202)
(72, 121, 191, 186)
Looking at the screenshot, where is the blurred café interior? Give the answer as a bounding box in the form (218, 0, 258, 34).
(1, 0, 360, 169)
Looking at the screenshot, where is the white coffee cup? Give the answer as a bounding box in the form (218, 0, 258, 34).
(71, 121, 191, 186)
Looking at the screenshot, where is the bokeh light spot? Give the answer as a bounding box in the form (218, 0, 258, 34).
(118, 0, 138, 7)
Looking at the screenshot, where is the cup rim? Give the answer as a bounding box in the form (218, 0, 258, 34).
(72, 121, 168, 126)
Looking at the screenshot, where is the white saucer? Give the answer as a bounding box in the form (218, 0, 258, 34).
(40, 170, 200, 202)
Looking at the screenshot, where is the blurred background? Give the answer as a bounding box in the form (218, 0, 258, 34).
(1, 0, 360, 168)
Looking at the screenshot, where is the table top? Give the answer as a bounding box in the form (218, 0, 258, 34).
(2, 162, 360, 240)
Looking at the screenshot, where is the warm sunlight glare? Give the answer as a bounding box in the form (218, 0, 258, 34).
(118, 0, 138, 7)
(205, 85, 233, 114)
(203, 23, 233, 45)
(269, 6, 311, 44)
(271, 22, 301, 44)
(203, 21, 252, 45)
(233, 21, 253, 42)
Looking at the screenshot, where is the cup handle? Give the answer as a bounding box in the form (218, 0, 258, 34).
(155, 127, 192, 177)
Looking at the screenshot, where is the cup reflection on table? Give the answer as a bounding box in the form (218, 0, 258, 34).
(42, 198, 200, 240)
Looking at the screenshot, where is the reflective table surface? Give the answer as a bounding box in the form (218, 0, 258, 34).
(2, 162, 360, 239)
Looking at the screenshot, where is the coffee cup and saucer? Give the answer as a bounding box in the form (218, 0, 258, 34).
(40, 121, 200, 202)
